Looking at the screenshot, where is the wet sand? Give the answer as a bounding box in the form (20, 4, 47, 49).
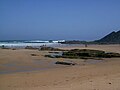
(0, 44, 120, 90)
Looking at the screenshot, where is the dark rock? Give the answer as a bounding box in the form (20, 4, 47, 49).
(0, 45, 9, 49)
(31, 54, 38, 56)
(55, 61, 75, 65)
(25, 46, 38, 49)
(40, 46, 65, 51)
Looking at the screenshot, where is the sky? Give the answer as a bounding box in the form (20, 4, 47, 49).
(0, 0, 120, 41)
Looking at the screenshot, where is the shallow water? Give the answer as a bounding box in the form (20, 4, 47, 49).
(0, 57, 104, 74)
(49, 52, 63, 57)
(84, 59, 104, 64)
(0, 60, 63, 74)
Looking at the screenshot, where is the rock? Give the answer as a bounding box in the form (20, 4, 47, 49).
(31, 54, 38, 56)
(55, 61, 75, 65)
(62, 49, 120, 58)
(25, 46, 38, 49)
(40, 46, 65, 51)
(108, 82, 112, 84)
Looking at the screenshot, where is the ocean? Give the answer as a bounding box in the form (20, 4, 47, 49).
(0, 40, 65, 48)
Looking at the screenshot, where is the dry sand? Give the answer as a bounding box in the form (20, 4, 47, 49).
(0, 44, 120, 90)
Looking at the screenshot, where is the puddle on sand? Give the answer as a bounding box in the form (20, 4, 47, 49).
(0, 60, 64, 74)
(83, 59, 104, 64)
(49, 52, 63, 58)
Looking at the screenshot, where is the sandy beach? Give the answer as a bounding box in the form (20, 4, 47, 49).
(0, 44, 120, 90)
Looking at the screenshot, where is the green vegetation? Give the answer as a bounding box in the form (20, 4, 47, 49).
(40, 46, 66, 51)
(44, 49, 120, 59)
(62, 49, 120, 59)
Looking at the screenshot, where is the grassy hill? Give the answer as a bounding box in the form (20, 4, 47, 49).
(59, 30, 120, 44)
(95, 30, 120, 44)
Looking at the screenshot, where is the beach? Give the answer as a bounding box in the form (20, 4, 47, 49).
(0, 44, 120, 90)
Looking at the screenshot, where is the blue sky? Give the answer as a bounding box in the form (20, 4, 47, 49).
(0, 0, 120, 40)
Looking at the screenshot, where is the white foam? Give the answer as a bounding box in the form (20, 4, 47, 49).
(0, 42, 59, 47)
